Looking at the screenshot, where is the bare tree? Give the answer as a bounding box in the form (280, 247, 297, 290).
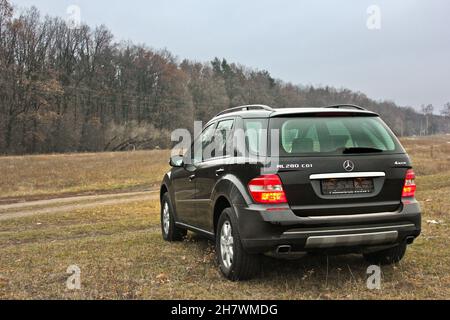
(441, 103, 450, 133)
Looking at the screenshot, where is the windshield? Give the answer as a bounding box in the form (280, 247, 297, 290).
(270, 116, 403, 156)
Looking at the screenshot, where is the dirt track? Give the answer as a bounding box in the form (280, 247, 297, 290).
(0, 191, 158, 221)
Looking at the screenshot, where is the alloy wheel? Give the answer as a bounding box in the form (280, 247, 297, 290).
(220, 221, 234, 269)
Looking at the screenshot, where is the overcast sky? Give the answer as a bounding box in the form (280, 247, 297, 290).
(10, 0, 450, 112)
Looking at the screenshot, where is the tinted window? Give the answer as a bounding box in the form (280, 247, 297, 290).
(193, 123, 216, 163)
(215, 119, 234, 157)
(244, 119, 268, 156)
(271, 117, 401, 156)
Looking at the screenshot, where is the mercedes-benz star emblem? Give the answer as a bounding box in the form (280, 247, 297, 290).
(343, 160, 355, 172)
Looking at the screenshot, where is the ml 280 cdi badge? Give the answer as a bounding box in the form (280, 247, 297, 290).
(160, 104, 421, 281)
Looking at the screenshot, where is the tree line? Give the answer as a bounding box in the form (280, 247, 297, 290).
(0, 0, 449, 155)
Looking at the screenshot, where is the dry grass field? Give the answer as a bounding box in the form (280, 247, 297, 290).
(0, 150, 170, 202)
(0, 135, 449, 300)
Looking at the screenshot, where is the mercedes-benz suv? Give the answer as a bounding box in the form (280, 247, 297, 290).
(160, 104, 421, 281)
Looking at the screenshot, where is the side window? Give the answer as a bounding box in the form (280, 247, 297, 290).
(244, 119, 268, 156)
(215, 119, 234, 158)
(193, 123, 216, 164)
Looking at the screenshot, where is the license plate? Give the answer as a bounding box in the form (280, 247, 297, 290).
(321, 178, 374, 195)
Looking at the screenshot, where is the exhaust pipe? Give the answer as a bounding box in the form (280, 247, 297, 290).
(406, 236, 415, 245)
(276, 245, 292, 254)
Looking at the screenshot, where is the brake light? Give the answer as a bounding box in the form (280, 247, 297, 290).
(402, 169, 417, 198)
(248, 174, 288, 204)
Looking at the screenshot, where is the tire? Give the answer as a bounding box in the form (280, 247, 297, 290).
(216, 208, 260, 281)
(161, 193, 187, 242)
(363, 242, 407, 265)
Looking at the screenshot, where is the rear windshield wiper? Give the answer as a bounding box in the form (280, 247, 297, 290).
(342, 147, 383, 154)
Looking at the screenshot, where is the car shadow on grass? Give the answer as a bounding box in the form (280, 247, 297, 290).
(185, 232, 388, 284)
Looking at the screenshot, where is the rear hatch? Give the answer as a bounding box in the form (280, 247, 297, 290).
(268, 113, 410, 217)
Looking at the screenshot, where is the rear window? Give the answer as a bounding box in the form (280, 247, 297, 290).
(270, 116, 403, 156)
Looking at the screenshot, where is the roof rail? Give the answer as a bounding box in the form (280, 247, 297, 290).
(215, 105, 275, 117)
(324, 104, 367, 111)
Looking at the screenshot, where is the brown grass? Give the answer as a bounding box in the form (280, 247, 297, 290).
(401, 135, 450, 175)
(0, 150, 170, 200)
(0, 191, 448, 300)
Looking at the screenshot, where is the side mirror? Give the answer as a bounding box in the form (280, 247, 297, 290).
(169, 155, 184, 168)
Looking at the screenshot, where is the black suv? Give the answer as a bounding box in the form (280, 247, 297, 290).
(160, 105, 421, 281)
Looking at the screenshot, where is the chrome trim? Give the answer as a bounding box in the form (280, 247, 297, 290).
(305, 231, 399, 249)
(175, 222, 214, 237)
(291, 201, 399, 211)
(283, 224, 415, 236)
(309, 172, 386, 180)
(301, 211, 401, 223)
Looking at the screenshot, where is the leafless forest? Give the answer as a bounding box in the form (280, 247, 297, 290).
(1, 0, 449, 155)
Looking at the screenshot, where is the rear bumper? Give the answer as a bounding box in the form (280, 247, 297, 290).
(236, 200, 421, 254)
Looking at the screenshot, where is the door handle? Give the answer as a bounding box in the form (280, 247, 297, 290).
(215, 168, 225, 176)
(189, 174, 196, 181)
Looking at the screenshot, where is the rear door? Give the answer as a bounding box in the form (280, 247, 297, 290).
(171, 165, 197, 224)
(195, 118, 235, 231)
(173, 122, 216, 226)
(269, 115, 410, 217)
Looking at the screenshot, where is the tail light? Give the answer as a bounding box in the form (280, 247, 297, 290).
(248, 174, 288, 204)
(402, 169, 417, 198)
